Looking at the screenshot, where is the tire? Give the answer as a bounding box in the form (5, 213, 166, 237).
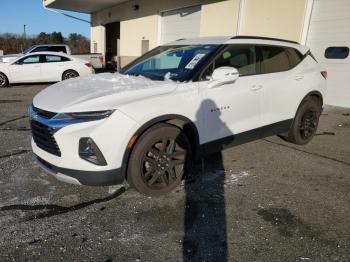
(127, 123, 192, 197)
(284, 97, 322, 145)
(62, 70, 79, 80)
(0, 72, 9, 88)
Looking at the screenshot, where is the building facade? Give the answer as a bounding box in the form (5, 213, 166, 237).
(44, 0, 350, 107)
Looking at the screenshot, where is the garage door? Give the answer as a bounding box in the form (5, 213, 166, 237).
(161, 5, 201, 44)
(306, 0, 350, 107)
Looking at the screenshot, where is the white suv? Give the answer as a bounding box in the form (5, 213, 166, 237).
(30, 36, 326, 196)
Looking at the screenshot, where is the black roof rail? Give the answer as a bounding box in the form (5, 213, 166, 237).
(231, 35, 299, 45)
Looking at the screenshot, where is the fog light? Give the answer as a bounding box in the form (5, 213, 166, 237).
(79, 138, 107, 166)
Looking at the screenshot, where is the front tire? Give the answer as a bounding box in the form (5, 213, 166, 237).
(127, 123, 191, 197)
(0, 72, 9, 88)
(285, 97, 322, 145)
(62, 70, 79, 80)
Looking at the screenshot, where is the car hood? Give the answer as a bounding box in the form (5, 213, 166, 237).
(33, 73, 178, 113)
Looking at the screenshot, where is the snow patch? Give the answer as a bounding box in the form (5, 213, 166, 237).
(55, 73, 171, 93)
(225, 171, 250, 185)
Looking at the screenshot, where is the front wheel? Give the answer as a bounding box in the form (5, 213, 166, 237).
(284, 97, 322, 145)
(0, 72, 9, 88)
(62, 70, 79, 81)
(127, 123, 191, 197)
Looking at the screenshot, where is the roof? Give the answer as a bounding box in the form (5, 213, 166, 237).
(44, 0, 128, 13)
(165, 36, 308, 54)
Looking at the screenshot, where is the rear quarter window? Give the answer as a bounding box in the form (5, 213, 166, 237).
(259, 46, 303, 74)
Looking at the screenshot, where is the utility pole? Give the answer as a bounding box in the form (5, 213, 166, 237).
(23, 24, 26, 38)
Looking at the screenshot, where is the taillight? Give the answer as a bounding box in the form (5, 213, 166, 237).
(321, 70, 327, 79)
(85, 63, 92, 68)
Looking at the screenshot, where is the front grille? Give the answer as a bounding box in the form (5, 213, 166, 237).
(33, 106, 57, 119)
(31, 120, 61, 156)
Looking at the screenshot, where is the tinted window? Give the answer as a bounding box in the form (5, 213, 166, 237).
(325, 47, 349, 59)
(18, 55, 40, 64)
(32, 46, 49, 52)
(44, 55, 70, 63)
(285, 48, 303, 68)
(214, 45, 258, 76)
(48, 46, 67, 53)
(260, 46, 290, 74)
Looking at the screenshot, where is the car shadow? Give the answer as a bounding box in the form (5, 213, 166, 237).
(182, 99, 232, 262)
(0, 187, 126, 220)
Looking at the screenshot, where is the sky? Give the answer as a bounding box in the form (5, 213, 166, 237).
(0, 0, 91, 38)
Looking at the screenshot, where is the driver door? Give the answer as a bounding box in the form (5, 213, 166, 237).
(9, 55, 42, 83)
(198, 44, 263, 148)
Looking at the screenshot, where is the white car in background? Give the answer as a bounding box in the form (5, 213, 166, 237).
(0, 52, 94, 87)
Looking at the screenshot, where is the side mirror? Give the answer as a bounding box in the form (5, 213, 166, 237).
(208, 66, 239, 88)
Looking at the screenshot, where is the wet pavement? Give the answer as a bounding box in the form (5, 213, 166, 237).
(0, 84, 349, 261)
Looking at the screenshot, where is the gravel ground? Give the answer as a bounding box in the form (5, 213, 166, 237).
(0, 84, 349, 262)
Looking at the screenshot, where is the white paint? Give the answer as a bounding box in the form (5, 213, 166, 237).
(306, 0, 350, 107)
(31, 38, 325, 185)
(300, 0, 314, 44)
(0, 52, 93, 85)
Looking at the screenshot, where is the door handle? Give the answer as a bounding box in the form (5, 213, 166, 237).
(251, 85, 263, 91)
(295, 75, 304, 81)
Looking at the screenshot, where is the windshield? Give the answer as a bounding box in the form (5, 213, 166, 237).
(122, 45, 219, 81)
(22, 46, 33, 54)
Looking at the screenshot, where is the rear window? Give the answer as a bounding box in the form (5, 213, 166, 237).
(325, 47, 349, 59)
(44, 55, 70, 63)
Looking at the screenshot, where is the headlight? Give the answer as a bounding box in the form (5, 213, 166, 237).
(53, 110, 115, 121)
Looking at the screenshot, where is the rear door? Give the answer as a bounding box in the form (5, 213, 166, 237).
(40, 55, 71, 82)
(8, 54, 42, 83)
(257, 46, 306, 128)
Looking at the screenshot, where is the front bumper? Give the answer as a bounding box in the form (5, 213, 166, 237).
(35, 155, 124, 186)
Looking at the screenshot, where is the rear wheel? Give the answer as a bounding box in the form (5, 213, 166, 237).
(62, 70, 79, 80)
(284, 97, 322, 145)
(127, 123, 191, 196)
(0, 72, 9, 88)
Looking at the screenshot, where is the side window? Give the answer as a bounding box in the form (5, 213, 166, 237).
(214, 45, 258, 76)
(325, 47, 349, 59)
(48, 46, 67, 53)
(285, 48, 303, 68)
(260, 46, 290, 74)
(31, 46, 49, 53)
(44, 55, 70, 63)
(17, 55, 40, 64)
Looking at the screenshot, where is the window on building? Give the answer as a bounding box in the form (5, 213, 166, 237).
(325, 47, 349, 59)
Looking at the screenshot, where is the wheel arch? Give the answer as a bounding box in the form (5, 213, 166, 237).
(295, 90, 323, 116)
(61, 69, 79, 80)
(120, 114, 200, 180)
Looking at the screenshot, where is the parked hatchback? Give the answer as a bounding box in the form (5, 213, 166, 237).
(29, 36, 326, 196)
